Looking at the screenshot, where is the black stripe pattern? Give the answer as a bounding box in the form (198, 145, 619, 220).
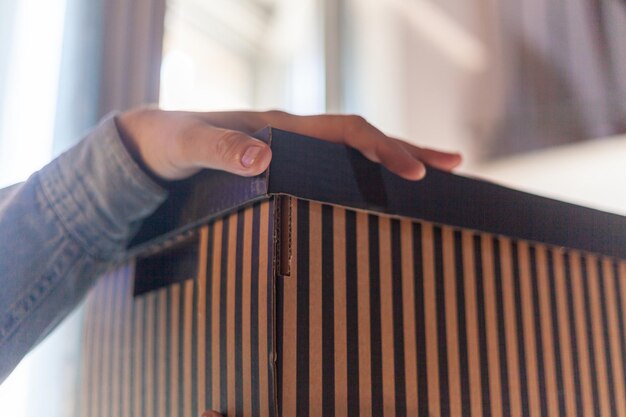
(79, 200, 275, 417)
(275, 199, 626, 416)
(80, 197, 626, 417)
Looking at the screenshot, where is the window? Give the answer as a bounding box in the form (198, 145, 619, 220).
(0, 0, 68, 415)
(0, 0, 67, 188)
(159, 0, 325, 114)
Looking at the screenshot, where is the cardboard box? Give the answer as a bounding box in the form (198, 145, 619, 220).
(79, 128, 626, 417)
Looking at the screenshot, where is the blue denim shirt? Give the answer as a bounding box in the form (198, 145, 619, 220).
(0, 115, 168, 383)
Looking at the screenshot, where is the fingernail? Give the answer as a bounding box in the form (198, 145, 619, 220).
(416, 165, 426, 180)
(241, 146, 264, 168)
(412, 162, 426, 180)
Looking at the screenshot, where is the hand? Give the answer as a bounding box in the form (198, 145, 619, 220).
(116, 108, 462, 181)
(200, 412, 222, 417)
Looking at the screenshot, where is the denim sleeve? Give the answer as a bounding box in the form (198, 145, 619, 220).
(0, 115, 168, 383)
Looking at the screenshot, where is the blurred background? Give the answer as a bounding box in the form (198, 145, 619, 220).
(0, 0, 624, 416)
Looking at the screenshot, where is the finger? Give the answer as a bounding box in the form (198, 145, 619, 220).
(177, 123, 272, 177)
(194, 111, 261, 133)
(369, 137, 427, 180)
(258, 111, 367, 144)
(395, 139, 462, 171)
(194, 111, 458, 179)
(257, 112, 429, 180)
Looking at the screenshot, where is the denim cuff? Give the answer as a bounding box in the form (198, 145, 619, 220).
(38, 114, 168, 260)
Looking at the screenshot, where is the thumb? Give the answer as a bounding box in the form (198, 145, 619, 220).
(180, 126, 272, 177)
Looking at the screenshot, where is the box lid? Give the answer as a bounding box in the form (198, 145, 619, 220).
(130, 127, 626, 259)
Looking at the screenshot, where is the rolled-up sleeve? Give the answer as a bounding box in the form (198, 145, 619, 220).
(0, 114, 167, 383)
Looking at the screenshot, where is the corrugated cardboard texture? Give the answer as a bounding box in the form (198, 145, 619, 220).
(79, 200, 276, 417)
(80, 196, 626, 417)
(276, 198, 626, 417)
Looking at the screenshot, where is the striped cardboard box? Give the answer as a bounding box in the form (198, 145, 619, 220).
(79, 128, 626, 416)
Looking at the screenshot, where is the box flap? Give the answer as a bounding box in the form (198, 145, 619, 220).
(267, 127, 626, 259)
(131, 126, 626, 260)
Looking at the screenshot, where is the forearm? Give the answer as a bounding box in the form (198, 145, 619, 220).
(0, 115, 167, 383)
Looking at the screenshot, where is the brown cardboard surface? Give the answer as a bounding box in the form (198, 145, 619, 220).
(80, 200, 276, 417)
(275, 197, 626, 416)
(81, 195, 626, 416)
(79, 128, 626, 417)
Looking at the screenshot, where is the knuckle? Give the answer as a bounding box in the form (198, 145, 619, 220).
(348, 114, 367, 125)
(374, 140, 391, 161)
(344, 114, 368, 138)
(264, 109, 288, 118)
(215, 131, 248, 163)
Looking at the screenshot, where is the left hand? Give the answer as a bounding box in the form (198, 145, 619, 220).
(116, 108, 462, 181)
